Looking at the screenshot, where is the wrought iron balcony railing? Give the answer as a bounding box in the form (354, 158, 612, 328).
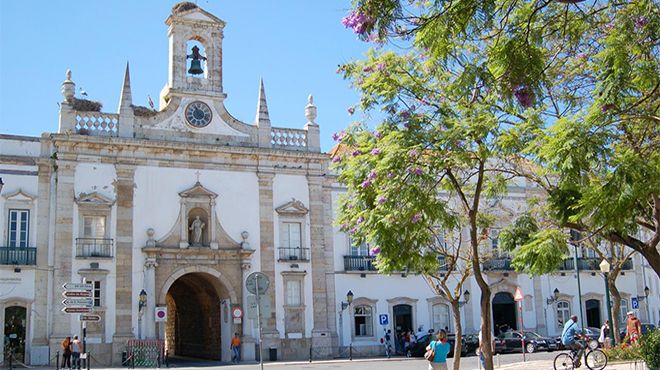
(76, 238, 114, 258)
(278, 247, 310, 261)
(0, 246, 37, 265)
(559, 257, 633, 271)
(482, 257, 514, 271)
(344, 255, 377, 272)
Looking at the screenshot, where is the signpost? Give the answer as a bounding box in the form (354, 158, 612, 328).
(246, 272, 269, 370)
(62, 280, 93, 370)
(514, 287, 525, 362)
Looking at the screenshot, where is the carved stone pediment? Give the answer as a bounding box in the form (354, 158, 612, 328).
(75, 192, 115, 207)
(179, 182, 218, 199)
(2, 189, 36, 201)
(275, 198, 308, 216)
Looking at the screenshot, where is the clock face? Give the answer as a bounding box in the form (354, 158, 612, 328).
(185, 101, 212, 128)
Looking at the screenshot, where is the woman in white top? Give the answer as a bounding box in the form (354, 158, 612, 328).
(598, 320, 611, 349)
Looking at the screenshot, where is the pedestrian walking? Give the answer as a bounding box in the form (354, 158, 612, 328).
(425, 329, 451, 370)
(626, 311, 642, 344)
(71, 336, 82, 370)
(61, 336, 72, 370)
(598, 320, 611, 349)
(230, 332, 241, 363)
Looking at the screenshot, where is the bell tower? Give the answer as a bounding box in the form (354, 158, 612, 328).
(162, 2, 226, 101)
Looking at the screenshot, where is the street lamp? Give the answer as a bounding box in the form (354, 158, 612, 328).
(599, 259, 615, 344)
(546, 288, 560, 305)
(0, 177, 4, 193)
(644, 286, 650, 323)
(338, 290, 354, 348)
(138, 289, 147, 339)
(459, 290, 470, 307)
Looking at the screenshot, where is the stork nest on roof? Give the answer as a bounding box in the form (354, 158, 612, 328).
(132, 105, 158, 117)
(71, 98, 102, 112)
(172, 2, 198, 14)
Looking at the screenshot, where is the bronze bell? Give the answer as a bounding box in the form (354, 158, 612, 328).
(188, 60, 204, 75)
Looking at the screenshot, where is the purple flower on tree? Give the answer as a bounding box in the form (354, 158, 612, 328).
(352, 150, 361, 157)
(387, 172, 395, 178)
(635, 16, 648, 28)
(377, 196, 386, 204)
(347, 106, 355, 115)
(377, 63, 386, 71)
(331, 130, 345, 142)
(513, 85, 533, 108)
(374, 131, 383, 139)
(368, 170, 377, 180)
(357, 216, 364, 225)
(410, 167, 423, 175)
(411, 212, 422, 224)
(371, 148, 381, 155)
(361, 179, 372, 188)
(369, 246, 381, 256)
(363, 66, 374, 73)
(408, 148, 418, 157)
(332, 156, 342, 163)
(341, 11, 374, 35)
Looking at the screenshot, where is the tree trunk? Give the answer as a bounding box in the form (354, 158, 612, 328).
(450, 301, 462, 370)
(470, 211, 494, 370)
(608, 273, 623, 345)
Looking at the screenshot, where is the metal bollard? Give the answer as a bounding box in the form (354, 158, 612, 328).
(56, 350, 60, 370)
(87, 352, 90, 370)
(309, 345, 313, 363)
(349, 344, 353, 361)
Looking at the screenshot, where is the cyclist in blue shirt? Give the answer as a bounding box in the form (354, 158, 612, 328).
(426, 329, 451, 370)
(561, 315, 584, 367)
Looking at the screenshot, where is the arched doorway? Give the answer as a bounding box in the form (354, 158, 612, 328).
(586, 299, 601, 328)
(492, 292, 516, 336)
(165, 272, 231, 361)
(4, 306, 26, 363)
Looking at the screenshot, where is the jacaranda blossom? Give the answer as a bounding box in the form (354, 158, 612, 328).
(411, 212, 422, 224)
(371, 148, 381, 155)
(361, 179, 372, 188)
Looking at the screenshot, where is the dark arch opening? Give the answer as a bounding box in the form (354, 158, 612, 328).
(166, 272, 227, 360)
(492, 292, 517, 336)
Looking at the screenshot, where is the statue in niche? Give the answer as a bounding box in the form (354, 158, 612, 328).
(189, 216, 205, 245)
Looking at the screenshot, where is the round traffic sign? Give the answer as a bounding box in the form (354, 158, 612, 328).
(232, 307, 243, 319)
(246, 272, 269, 295)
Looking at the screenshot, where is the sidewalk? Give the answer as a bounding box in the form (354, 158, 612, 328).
(469, 359, 649, 370)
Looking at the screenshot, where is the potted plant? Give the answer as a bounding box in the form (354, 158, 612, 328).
(639, 330, 660, 370)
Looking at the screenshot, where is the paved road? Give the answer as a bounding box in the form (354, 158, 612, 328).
(166, 351, 558, 369)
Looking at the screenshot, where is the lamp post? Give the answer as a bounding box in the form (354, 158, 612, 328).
(0, 177, 4, 193)
(138, 289, 147, 339)
(461, 290, 470, 306)
(338, 290, 354, 348)
(644, 286, 650, 323)
(599, 259, 615, 344)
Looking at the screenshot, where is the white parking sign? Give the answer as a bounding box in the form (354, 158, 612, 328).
(379, 313, 389, 326)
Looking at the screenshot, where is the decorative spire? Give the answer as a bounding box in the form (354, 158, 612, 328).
(61, 68, 75, 102)
(255, 78, 270, 125)
(305, 94, 317, 126)
(118, 62, 133, 111)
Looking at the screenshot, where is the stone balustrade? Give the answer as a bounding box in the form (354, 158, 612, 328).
(75, 111, 119, 136)
(271, 127, 308, 149)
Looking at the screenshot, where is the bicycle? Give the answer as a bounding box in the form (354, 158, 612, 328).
(553, 341, 608, 370)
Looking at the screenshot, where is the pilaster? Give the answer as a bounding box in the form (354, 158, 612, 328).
(307, 175, 331, 341)
(112, 163, 136, 363)
(52, 158, 76, 337)
(31, 158, 51, 345)
(533, 276, 546, 334)
(257, 172, 277, 333)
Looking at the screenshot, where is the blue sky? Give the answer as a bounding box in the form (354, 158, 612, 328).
(0, 1, 371, 151)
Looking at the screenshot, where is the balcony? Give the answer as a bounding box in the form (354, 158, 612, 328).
(344, 255, 377, 272)
(278, 247, 310, 262)
(76, 238, 114, 258)
(559, 257, 633, 271)
(0, 246, 37, 265)
(482, 257, 514, 271)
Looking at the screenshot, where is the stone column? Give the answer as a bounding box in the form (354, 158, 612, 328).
(112, 163, 136, 364)
(307, 175, 332, 354)
(51, 158, 76, 339)
(257, 172, 278, 334)
(210, 199, 218, 249)
(31, 156, 52, 359)
(144, 258, 158, 339)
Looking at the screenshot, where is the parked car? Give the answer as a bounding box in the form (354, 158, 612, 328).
(463, 333, 480, 355)
(496, 331, 558, 353)
(410, 333, 472, 358)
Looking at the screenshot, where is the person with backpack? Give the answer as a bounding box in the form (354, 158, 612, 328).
(425, 329, 451, 370)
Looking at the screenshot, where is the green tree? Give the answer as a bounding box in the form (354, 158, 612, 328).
(338, 1, 658, 369)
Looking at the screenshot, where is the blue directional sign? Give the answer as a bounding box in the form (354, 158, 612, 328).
(631, 297, 639, 309)
(379, 313, 389, 326)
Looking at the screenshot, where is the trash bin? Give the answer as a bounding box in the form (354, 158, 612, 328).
(269, 347, 277, 361)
